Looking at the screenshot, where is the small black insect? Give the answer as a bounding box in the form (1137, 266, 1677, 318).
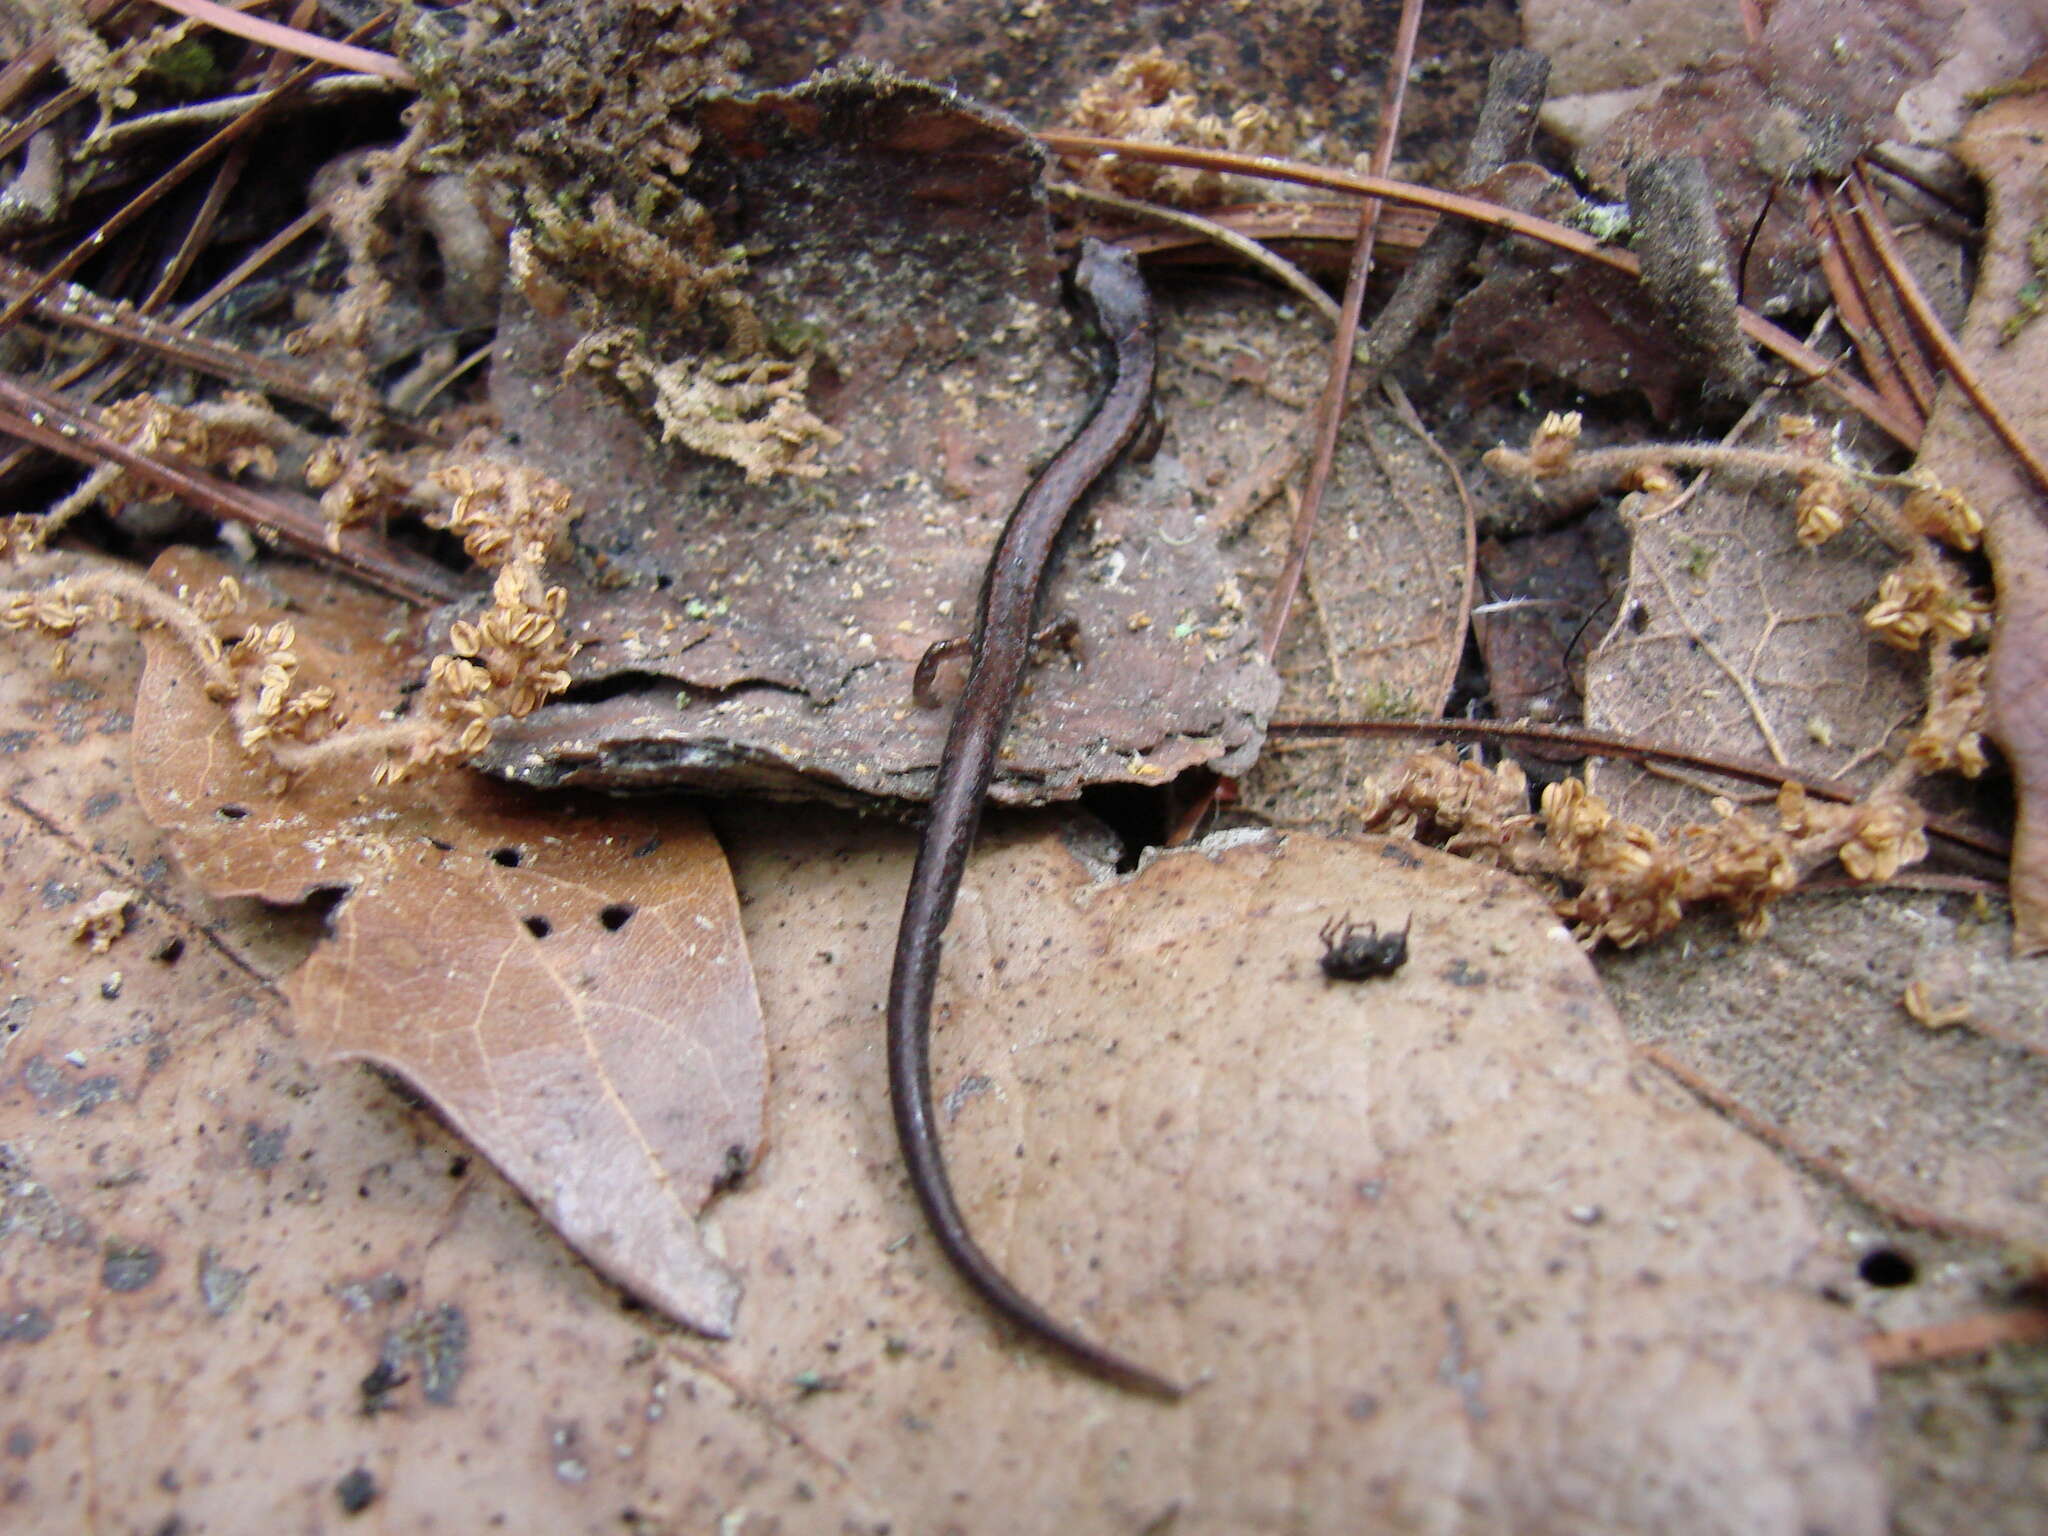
(1318, 914, 1412, 981)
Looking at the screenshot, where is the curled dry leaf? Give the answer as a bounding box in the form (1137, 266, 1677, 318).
(477, 67, 1275, 806)
(1913, 81, 2048, 954)
(127, 550, 765, 1337)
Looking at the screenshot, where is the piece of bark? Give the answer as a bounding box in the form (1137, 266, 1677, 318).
(477, 67, 1276, 806)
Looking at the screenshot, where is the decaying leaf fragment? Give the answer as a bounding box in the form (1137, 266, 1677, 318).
(1913, 79, 2048, 954)
(129, 550, 765, 1336)
(476, 65, 1276, 807)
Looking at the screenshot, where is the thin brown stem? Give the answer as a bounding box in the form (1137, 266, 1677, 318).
(1036, 130, 1922, 445)
(0, 255, 356, 414)
(1048, 182, 1339, 323)
(1254, 0, 1422, 661)
(0, 376, 457, 605)
(0, 0, 127, 112)
(0, 15, 393, 342)
(1863, 1310, 2048, 1368)
(1264, 715, 2005, 861)
(0, 82, 88, 165)
(142, 0, 415, 84)
(1819, 182, 1939, 415)
(1801, 183, 1922, 427)
(1848, 163, 2048, 498)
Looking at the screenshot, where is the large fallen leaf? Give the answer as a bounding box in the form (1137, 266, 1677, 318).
(127, 550, 765, 1336)
(0, 615, 1884, 1531)
(1912, 75, 2048, 953)
(687, 811, 1884, 1532)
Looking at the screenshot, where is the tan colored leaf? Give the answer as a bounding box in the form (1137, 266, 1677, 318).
(0, 706, 1884, 1530)
(1238, 395, 1471, 824)
(690, 810, 1882, 1532)
(1914, 79, 2048, 953)
(128, 550, 765, 1336)
(1582, 454, 1923, 832)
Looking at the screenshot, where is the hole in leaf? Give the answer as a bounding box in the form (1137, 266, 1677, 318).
(426, 836, 453, 852)
(154, 937, 185, 964)
(491, 847, 523, 868)
(306, 887, 348, 935)
(217, 804, 249, 820)
(1859, 1247, 1917, 1288)
(599, 904, 635, 932)
(523, 915, 552, 939)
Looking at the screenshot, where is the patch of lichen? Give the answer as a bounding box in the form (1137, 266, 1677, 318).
(406, 0, 745, 195)
(405, 0, 747, 349)
(399, 0, 836, 480)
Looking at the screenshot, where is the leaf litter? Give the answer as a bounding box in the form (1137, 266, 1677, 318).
(473, 65, 1276, 806)
(2, 0, 2045, 1524)
(0, 644, 1889, 1527)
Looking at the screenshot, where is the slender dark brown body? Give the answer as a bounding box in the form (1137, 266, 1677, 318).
(885, 239, 1179, 1397)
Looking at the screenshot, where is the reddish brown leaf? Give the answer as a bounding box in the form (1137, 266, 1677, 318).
(1913, 78, 2048, 953)
(1429, 163, 1696, 419)
(128, 550, 765, 1334)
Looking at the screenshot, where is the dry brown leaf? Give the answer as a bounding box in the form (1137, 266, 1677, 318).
(1237, 393, 1471, 825)
(1751, 0, 1964, 143)
(731, 1, 1505, 181)
(1523, 0, 1750, 96)
(1428, 162, 1700, 419)
(0, 637, 1884, 1532)
(688, 811, 1882, 1531)
(1556, 0, 1963, 316)
(127, 550, 765, 1336)
(1580, 446, 1924, 831)
(1912, 77, 2048, 953)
